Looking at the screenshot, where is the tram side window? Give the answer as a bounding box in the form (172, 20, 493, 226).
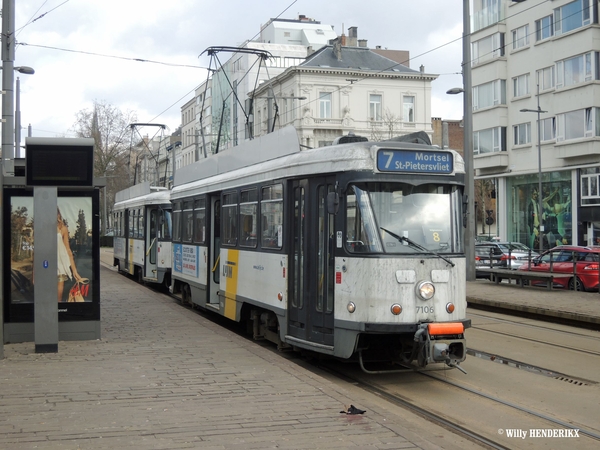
(222, 192, 238, 246)
(193, 198, 206, 244)
(261, 184, 283, 249)
(182, 200, 194, 243)
(129, 210, 136, 238)
(345, 186, 382, 253)
(138, 210, 144, 238)
(240, 189, 258, 248)
(172, 201, 182, 242)
(158, 209, 172, 240)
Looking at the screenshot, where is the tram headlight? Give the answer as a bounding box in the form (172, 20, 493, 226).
(390, 304, 402, 315)
(347, 302, 356, 313)
(446, 302, 455, 313)
(417, 281, 435, 300)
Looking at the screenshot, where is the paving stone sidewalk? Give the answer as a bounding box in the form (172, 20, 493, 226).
(0, 264, 480, 450)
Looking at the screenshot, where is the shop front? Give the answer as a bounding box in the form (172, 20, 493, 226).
(506, 171, 573, 251)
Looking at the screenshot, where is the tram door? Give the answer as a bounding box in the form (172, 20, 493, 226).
(288, 178, 335, 347)
(207, 195, 221, 306)
(145, 207, 159, 281)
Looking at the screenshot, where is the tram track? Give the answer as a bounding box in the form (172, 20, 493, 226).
(315, 360, 600, 449)
(104, 261, 600, 447)
(469, 312, 600, 356)
(469, 326, 600, 357)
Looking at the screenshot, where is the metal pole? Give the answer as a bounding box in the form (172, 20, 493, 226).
(2, 0, 15, 175)
(536, 86, 543, 255)
(103, 184, 107, 236)
(15, 76, 20, 157)
(0, 0, 16, 359)
(463, 0, 475, 281)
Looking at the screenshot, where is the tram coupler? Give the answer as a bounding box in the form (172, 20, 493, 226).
(414, 323, 467, 373)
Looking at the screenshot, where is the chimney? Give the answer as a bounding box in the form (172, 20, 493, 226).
(348, 26, 358, 46)
(340, 33, 347, 46)
(307, 46, 314, 56)
(358, 39, 368, 48)
(332, 37, 342, 61)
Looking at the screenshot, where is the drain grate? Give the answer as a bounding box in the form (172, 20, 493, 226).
(554, 376, 588, 386)
(467, 348, 595, 386)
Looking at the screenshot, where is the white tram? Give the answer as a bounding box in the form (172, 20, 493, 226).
(169, 126, 470, 372)
(113, 182, 172, 285)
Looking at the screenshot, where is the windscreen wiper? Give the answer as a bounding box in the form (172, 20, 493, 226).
(380, 227, 455, 267)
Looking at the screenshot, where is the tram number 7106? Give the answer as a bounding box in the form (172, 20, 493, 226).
(416, 306, 434, 313)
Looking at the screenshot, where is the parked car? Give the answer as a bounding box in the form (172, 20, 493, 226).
(518, 246, 600, 291)
(475, 242, 538, 270)
(475, 245, 505, 279)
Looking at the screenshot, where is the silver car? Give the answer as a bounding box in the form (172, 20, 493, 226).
(475, 242, 538, 270)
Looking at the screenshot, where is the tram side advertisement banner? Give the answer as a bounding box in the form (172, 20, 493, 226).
(3, 189, 100, 322)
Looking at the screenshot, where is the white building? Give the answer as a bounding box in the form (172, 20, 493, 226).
(251, 37, 436, 147)
(182, 16, 436, 164)
(470, 0, 599, 248)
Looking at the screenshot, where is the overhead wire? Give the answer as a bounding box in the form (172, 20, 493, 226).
(18, 0, 558, 134)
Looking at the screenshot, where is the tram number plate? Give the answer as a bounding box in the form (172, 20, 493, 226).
(416, 306, 434, 313)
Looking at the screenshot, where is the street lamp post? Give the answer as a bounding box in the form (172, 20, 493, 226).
(14, 67, 35, 157)
(446, 0, 475, 281)
(520, 82, 547, 255)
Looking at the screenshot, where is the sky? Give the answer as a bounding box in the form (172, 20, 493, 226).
(11, 0, 465, 142)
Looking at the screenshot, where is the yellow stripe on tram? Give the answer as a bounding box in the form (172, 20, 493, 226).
(128, 239, 134, 274)
(223, 249, 239, 320)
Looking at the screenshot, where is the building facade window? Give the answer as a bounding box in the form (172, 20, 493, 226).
(473, 126, 506, 154)
(513, 123, 531, 145)
(319, 92, 332, 118)
(369, 94, 382, 121)
(473, 0, 502, 32)
(473, 79, 506, 110)
(535, 15, 554, 41)
(581, 168, 600, 205)
(471, 32, 505, 66)
(556, 52, 595, 88)
(537, 66, 555, 91)
(507, 173, 572, 249)
(513, 73, 530, 98)
(554, 0, 591, 36)
(403, 95, 415, 122)
(541, 117, 556, 141)
(512, 24, 529, 50)
(556, 107, 599, 141)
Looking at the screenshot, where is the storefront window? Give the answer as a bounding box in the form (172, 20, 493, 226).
(507, 172, 572, 250)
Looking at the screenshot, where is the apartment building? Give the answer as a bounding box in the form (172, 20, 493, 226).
(470, 0, 600, 248)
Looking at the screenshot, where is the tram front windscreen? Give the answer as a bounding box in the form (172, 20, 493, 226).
(345, 182, 463, 254)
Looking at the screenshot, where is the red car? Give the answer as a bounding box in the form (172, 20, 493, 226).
(518, 246, 600, 291)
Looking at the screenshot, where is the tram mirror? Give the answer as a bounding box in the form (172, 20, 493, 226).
(327, 192, 340, 215)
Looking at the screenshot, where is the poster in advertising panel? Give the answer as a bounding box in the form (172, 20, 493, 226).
(9, 196, 95, 305)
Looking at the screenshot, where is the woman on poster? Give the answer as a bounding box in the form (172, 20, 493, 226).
(57, 208, 83, 302)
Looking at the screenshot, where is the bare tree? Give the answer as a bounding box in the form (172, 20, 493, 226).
(369, 109, 402, 141)
(71, 100, 137, 234)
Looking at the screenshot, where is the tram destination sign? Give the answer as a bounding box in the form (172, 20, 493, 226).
(377, 149, 453, 174)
